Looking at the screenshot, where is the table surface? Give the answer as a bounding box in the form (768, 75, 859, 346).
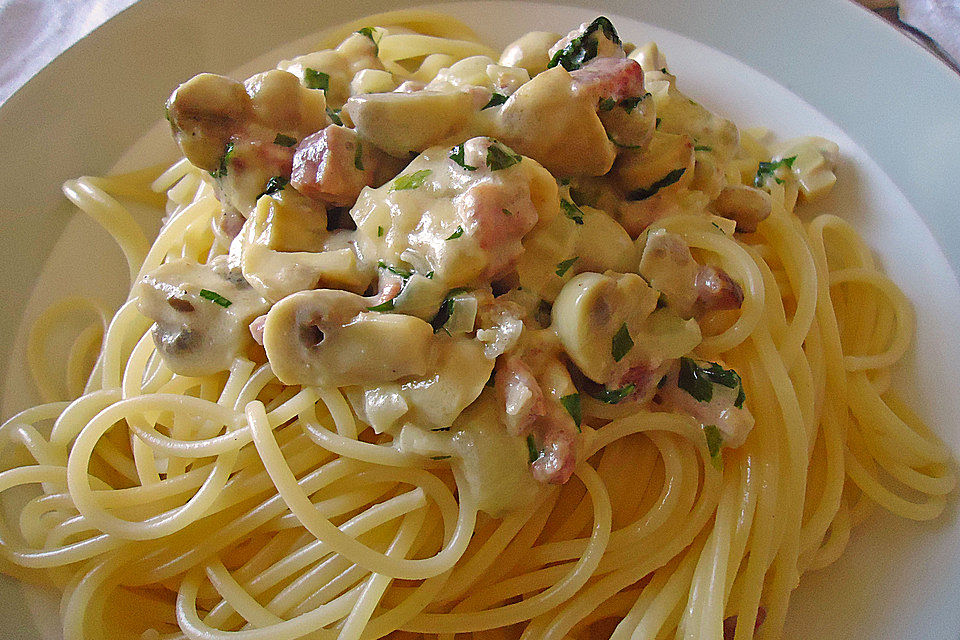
(0, 0, 957, 106)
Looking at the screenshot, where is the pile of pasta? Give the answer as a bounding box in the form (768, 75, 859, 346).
(0, 10, 954, 640)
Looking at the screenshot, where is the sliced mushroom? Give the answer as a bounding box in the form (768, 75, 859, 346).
(342, 90, 485, 158)
(639, 230, 701, 317)
(165, 73, 250, 171)
(551, 271, 701, 386)
(712, 184, 772, 233)
(262, 289, 433, 387)
(133, 256, 268, 377)
(237, 190, 368, 302)
(499, 31, 563, 76)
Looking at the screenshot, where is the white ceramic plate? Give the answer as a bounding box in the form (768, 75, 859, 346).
(1, 1, 959, 638)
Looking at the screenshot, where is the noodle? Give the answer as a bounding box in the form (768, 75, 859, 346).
(0, 10, 955, 640)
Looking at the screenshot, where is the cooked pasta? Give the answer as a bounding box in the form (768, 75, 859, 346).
(0, 10, 954, 640)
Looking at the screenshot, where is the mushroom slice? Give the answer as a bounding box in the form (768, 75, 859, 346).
(551, 271, 701, 386)
(712, 184, 772, 233)
(639, 230, 701, 318)
(133, 256, 268, 377)
(262, 289, 434, 388)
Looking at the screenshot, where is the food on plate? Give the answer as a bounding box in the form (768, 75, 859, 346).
(0, 10, 954, 640)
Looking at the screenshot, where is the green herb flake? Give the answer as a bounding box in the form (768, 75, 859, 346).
(257, 176, 288, 199)
(449, 144, 477, 171)
(377, 260, 413, 279)
(431, 427, 451, 432)
(354, 141, 364, 171)
(367, 298, 395, 312)
(598, 97, 616, 111)
(483, 92, 508, 109)
(620, 94, 646, 113)
(486, 141, 522, 171)
(754, 155, 797, 188)
(560, 198, 584, 225)
(590, 384, 636, 404)
(430, 298, 455, 333)
(425, 270, 435, 279)
(694, 144, 712, 152)
(611, 323, 634, 362)
(677, 357, 714, 402)
(526, 434, 540, 463)
(703, 424, 724, 470)
(547, 16, 621, 71)
(303, 67, 330, 91)
(430, 455, 451, 460)
(446, 226, 464, 240)
(560, 393, 582, 431)
(555, 256, 579, 277)
(211, 141, 235, 179)
(356, 27, 380, 54)
(273, 133, 297, 147)
(392, 169, 432, 191)
(627, 167, 686, 201)
(735, 385, 746, 410)
(377, 225, 384, 237)
(199, 289, 232, 308)
(502, 208, 513, 216)
(326, 107, 343, 126)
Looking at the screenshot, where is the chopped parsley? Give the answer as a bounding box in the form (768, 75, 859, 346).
(392, 169, 431, 191)
(694, 144, 712, 152)
(257, 176, 288, 199)
(425, 270, 435, 279)
(356, 27, 380, 54)
(526, 434, 540, 463)
(430, 427, 451, 432)
(449, 144, 477, 171)
(486, 141, 522, 171)
(483, 92, 508, 109)
(555, 256, 579, 277)
(560, 393, 582, 431)
(326, 107, 343, 126)
(273, 133, 297, 147)
(199, 289, 232, 308)
(367, 298, 395, 312)
(502, 208, 514, 216)
(377, 225, 384, 237)
(446, 226, 464, 240)
(620, 93, 649, 113)
(377, 260, 412, 279)
(598, 97, 616, 111)
(354, 141, 364, 171)
(429, 288, 470, 334)
(303, 67, 330, 91)
(611, 323, 634, 362)
(703, 424, 724, 470)
(560, 198, 584, 224)
(547, 16, 621, 71)
(626, 167, 686, 201)
(754, 155, 797, 188)
(589, 384, 636, 404)
(211, 141, 234, 179)
(430, 455, 451, 460)
(655, 117, 662, 128)
(677, 357, 745, 407)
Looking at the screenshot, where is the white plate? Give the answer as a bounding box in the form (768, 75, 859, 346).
(1, 1, 959, 638)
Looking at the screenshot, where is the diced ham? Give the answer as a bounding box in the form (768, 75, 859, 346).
(460, 181, 540, 279)
(530, 417, 577, 485)
(694, 265, 744, 315)
(291, 125, 384, 207)
(571, 57, 645, 103)
(495, 355, 546, 436)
